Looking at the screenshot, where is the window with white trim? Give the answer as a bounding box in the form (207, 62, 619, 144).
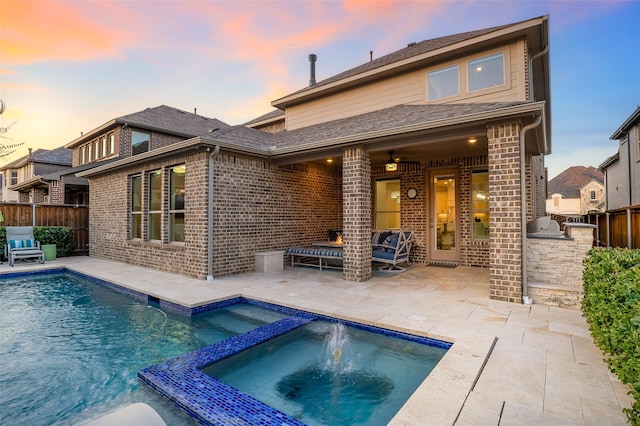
(468, 53, 504, 92)
(130, 174, 142, 239)
(427, 65, 459, 100)
(169, 165, 185, 243)
(148, 170, 162, 241)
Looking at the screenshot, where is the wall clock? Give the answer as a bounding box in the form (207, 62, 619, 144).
(407, 188, 418, 199)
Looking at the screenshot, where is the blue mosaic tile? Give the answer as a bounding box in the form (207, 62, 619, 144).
(139, 316, 315, 425)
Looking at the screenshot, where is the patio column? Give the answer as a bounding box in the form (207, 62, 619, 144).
(487, 122, 523, 303)
(342, 145, 372, 281)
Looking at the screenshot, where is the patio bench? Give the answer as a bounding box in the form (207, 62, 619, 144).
(285, 247, 343, 271)
(4, 226, 46, 266)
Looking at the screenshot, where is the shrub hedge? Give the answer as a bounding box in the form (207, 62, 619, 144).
(582, 247, 640, 424)
(0, 226, 74, 258)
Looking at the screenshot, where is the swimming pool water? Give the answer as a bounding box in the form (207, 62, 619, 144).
(203, 321, 447, 425)
(0, 272, 287, 426)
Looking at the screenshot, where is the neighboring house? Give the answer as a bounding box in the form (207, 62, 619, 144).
(1, 147, 72, 203)
(78, 16, 551, 304)
(546, 166, 604, 216)
(599, 106, 640, 210)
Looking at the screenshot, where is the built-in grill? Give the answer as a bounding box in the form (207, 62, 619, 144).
(526, 216, 568, 239)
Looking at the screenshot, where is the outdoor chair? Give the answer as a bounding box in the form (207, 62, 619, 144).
(372, 230, 414, 271)
(4, 226, 45, 266)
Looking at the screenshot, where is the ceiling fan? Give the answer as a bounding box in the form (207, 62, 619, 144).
(379, 150, 417, 171)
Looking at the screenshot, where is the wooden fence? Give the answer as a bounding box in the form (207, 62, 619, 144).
(0, 203, 89, 255)
(587, 206, 640, 249)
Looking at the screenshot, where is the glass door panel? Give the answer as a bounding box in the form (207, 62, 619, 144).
(430, 170, 460, 262)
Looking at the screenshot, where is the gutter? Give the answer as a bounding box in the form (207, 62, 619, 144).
(520, 114, 543, 305)
(206, 145, 220, 281)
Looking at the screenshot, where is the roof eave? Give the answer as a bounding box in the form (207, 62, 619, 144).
(8, 176, 47, 191)
(271, 101, 546, 157)
(65, 119, 119, 149)
(610, 106, 640, 140)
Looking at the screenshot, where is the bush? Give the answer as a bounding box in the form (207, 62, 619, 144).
(0, 226, 74, 258)
(582, 247, 640, 424)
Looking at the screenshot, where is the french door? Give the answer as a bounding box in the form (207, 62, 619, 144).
(429, 169, 460, 263)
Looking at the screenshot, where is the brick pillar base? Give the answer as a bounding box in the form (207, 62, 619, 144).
(343, 145, 372, 282)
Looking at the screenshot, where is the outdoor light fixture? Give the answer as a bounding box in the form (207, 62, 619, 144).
(326, 158, 333, 164)
(385, 150, 398, 172)
(468, 137, 477, 143)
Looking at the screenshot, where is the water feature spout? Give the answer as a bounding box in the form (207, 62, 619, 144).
(326, 323, 349, 366)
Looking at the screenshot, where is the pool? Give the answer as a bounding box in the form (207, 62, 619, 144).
(1, 268, 452, 425)
(0, 270, 288, 425)
(202, 321, 448, 425)
(139, 304, 451, 425)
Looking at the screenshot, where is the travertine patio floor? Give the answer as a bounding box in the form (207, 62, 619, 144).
(2, 257, 632, 425)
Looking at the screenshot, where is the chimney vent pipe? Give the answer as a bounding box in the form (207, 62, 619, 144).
(308, 54, 317, 86)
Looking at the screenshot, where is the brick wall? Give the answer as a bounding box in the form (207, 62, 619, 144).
(526, 224, 596, 309)
(49, 180, 64, 204)
(488, 122, 525, 303)
(88, 149, 343, 279)
(370, 154, 489, 267)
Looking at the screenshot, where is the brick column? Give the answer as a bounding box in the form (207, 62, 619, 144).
(49, 180, 65, 204)
(342, 145, 372, 281)
(487, 122, 523, 303)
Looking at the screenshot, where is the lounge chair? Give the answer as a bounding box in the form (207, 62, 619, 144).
(4, 226, 45, 266)
(372, 230, 414, 271)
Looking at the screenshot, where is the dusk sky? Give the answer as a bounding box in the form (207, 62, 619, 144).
(1, 0, 639, 178)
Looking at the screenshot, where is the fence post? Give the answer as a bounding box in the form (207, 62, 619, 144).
(32, 203, 36, 226)
(627, 208, 632, 249)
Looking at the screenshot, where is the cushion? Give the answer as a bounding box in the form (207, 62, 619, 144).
(384, 233, 399, 248)
(371, 231, 392, 245)
(9, 239, 35, 249)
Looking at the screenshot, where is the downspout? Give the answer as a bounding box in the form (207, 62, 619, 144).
(206, 145, 220, 281)
(520, 115, 543, 305)
(528, 45, 549, 103)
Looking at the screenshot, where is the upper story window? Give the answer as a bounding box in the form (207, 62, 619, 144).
(132, 130, 150, 156)
(427, 50, 507, 102)
(427, 65, 459, 100)
(468, 53, 504, 92)
(79, 132, 116, 165)
(10, 170, 18, 185)
(590, 190, 596, 201)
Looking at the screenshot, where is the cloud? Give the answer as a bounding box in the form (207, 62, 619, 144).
(0, 1, 125, 65)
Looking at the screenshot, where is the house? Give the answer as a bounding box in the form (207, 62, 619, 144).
(599, 106, 640, 211)
(598, 106, 640, 248)
(1, 147, 72, 203)
(78, 16, 551, 304)
(546, 166, 604, 216)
